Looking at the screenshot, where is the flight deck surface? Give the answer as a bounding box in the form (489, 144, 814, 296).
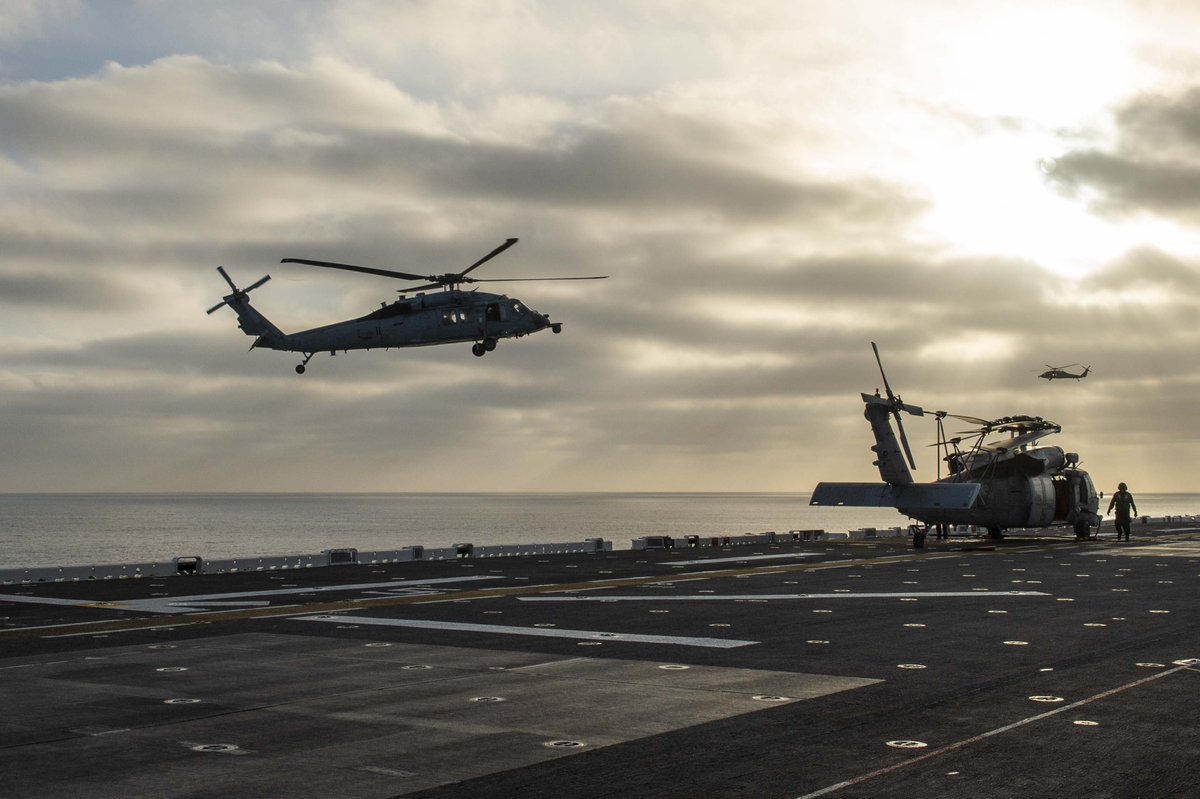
(3, 524, 1199, 798)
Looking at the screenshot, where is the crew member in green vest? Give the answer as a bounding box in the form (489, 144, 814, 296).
(1106, 482, 1138, 542)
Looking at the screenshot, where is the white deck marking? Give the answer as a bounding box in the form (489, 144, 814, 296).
(294, 614, 758, 648)
(793, 661, 1197, 799)
(1084, 539, 1200, 558)
(0, 575, 498, 615)
(666, 553, 820, 566)
(519, 590, 1051, 602)
(0, 595, 107, 608)
(43, 623, 186, 638)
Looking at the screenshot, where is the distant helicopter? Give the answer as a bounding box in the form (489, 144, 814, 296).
(810, 343, 1101, 547)
(1038, 363, 1091, 381)
(207, 238, 608, 373)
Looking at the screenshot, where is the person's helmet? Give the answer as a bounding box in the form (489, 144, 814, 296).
(1118, 482, 1127, 491)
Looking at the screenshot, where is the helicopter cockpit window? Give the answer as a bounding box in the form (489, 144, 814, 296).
(511, 302, 527, 316)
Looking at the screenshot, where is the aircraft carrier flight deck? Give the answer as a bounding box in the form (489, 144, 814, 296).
(3, 522, 1199, 798)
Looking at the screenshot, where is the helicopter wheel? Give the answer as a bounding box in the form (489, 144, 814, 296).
(483, 337, 497, 352)
(987, 526, 1004, 540)
(472, 343, 486, 357)
(295, 364, 306, 374)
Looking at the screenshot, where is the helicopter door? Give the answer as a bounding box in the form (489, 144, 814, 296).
(1026, 476, 1056, 527)
(486, 302, 503, 321)
(1051, 476, 1071, 522)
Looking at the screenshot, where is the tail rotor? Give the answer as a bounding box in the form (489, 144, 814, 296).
(207, 267, 271, 315)
(870, 341, 923, 470)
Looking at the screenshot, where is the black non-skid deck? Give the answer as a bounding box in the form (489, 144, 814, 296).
(2, 523, 1199, 798)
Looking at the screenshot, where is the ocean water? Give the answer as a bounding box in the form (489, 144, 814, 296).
(1, 492, 1198, 570)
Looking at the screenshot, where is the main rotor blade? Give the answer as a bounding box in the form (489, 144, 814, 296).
(459, 237, 518, 278)
(400, 282, 444, 293)
(466, 275, 609, 283)
(281, 258, 431, 282)
(205, 300, 227, 315)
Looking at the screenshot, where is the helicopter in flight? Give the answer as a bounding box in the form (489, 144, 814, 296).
(810, 343, 1101, 547)
(207, 238, 607, 373)
(1039, 363, 1091, 381)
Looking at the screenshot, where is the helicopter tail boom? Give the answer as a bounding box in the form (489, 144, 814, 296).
(207, 267, 285, 345)
(863, 393, 917, 484)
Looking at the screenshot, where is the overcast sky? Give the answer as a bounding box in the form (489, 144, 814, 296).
(2, 0, 1199, 493)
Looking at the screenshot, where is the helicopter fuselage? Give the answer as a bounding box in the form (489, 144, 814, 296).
(901, 449, 1099, 532)
(811, 361, 1104, 544)
(255, 290, 557, 354)
(209, 237, 604, 372)
(1039, 366, 1090, 380)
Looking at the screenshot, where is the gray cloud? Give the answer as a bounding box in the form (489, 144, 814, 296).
(0, 270, 140, 310)
(4, 8, 1200, 495)
(1050, 85, 1200, 219)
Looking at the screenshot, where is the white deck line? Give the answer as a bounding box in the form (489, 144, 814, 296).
(519, 590, 1052, 602)
(294, 614, 758, 648)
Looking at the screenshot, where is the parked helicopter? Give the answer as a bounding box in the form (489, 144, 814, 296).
(1039, 363, 1091, 381)
(207, 238, 607, 373)
(810, 343, 1101, 547)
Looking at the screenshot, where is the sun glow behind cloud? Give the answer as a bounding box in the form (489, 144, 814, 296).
(910, 138, 1159, 276)
(877, 1, 1187, 277)
(917, 332, 1017, 364)
(622, 341, 792, 373)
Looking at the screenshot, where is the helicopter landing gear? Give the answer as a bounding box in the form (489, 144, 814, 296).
(910, 524, 928, 549)
(472, 339, 498, 357)
(987, 526, 1004, 540)
(296, 352, 315, 374)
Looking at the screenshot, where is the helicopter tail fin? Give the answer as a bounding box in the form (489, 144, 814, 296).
(206, 267, 285, 345)
(862, 393, 915, 485)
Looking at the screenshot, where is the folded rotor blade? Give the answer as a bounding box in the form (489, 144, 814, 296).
(943, 413, 990, 426)
(281, 258, 431, 282)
